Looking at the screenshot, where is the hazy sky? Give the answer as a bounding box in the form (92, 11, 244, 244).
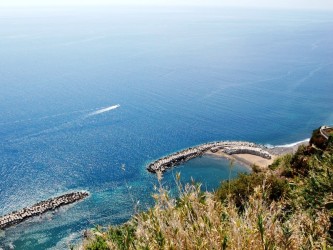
(1, 0, 333, 10)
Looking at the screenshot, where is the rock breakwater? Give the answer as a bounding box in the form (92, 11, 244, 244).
(0, 191, 89, 230)
(147, 141, 272, 173)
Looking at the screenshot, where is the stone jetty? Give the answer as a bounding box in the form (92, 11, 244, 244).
(0, 191, 89, 230)
(147, 141, 272, 173)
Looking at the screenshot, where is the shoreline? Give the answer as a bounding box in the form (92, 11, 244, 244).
(207, 139, 309, 169)
(147, 139, 309, 173)
(204, 151, 274, 170)
(147, 141, 272, 173)
(0, 191, 89, 230)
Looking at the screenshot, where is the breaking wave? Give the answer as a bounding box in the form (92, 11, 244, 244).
(274, 138, 310, 148)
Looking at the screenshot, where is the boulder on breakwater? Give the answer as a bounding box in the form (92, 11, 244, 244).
(147, 141, 272, 173)
(0, 191, 89, 230)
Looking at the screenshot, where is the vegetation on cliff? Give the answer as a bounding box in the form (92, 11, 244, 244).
(83, 127, 333, 249)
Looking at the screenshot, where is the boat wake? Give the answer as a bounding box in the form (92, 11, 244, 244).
(7, 105, 121, 143)
(87, 104, 120, 117)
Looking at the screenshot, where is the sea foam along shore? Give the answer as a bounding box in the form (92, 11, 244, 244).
(0, 191, 89, 230)
(147, 141, 272, 173)
(267, 138, 310, 155)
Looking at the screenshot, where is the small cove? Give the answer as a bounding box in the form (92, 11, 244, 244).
(163, 155, 250, 192)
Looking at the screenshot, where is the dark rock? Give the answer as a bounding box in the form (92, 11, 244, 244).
(0, 191, 89, 230)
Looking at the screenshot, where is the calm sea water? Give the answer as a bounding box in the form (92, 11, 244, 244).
(0, 6, 332, 249)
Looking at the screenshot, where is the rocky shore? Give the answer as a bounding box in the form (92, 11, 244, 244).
(0, 191, 89, 230)
(147, 141, 272, 173)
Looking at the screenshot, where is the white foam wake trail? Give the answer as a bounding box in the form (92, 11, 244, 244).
(0, 107, 100, 126)
(88, 104, 120, 116)
(274, 138, 310, 148)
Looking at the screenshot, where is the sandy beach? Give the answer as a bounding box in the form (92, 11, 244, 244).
(205, 140, 309, 169)
(147, 141, 272, 173)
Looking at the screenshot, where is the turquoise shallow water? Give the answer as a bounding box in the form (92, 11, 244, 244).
(163, 155, 251, 192)
(0, 6, 332, 249)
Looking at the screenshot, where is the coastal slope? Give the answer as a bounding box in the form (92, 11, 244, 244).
(83, 127, 333, 249)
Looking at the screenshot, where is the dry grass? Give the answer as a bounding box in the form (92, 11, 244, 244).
(83, 174, 329, 250)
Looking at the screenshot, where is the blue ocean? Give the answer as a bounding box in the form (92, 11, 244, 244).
(0, 6, 332, 249)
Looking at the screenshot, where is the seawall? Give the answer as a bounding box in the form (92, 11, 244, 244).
(0, 191, 89, 230)
(147, 141, 272, 173)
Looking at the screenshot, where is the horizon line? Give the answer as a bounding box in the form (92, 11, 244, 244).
(1, 3, 333, 12)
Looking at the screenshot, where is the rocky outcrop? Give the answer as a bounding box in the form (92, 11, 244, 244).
(0, 191, 89, 230)
(147, 141, 272, 173)
(320, 125, 333, 140)
(223, 146, 272, 159)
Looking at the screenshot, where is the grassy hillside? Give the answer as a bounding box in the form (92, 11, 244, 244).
(82, 127, 333, 249)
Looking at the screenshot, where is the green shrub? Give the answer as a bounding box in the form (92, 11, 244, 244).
(269, 158, 281, 170)
(85, 236, 108, 250)
(251, 164, 262, 173)
(270, 154, 293, 177)
(216, 173, 289, 209)
(106, 224, 136, 250)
